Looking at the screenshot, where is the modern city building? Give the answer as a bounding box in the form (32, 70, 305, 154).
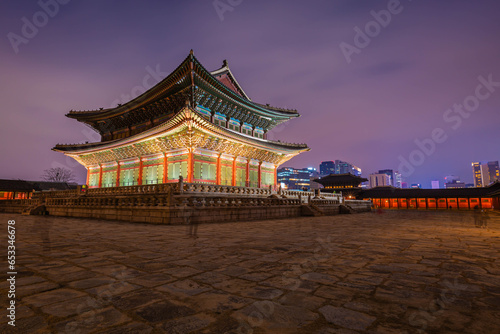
(319, 160, 362, 177)
(53, 52, 309, 188)
(411, 184, 422, 189)
(394, 171, 402, 188)
(277, 167, 313, 190)
(431, 180, 440, 189)
(445, 180, 466, 189)
(473, 161, 500, 187)
(372, 169, 402, 188)
(378, 169, 394, 186)
(369, 173, 391, 188)
(319, 161, 335, 176)
(307, 167, 323, 190)
(444, 175, 460, 183)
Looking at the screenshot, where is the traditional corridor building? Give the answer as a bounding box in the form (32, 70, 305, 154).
(53, 52, 309, 188)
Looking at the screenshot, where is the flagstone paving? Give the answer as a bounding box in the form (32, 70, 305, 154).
(1, 210, 499, 333)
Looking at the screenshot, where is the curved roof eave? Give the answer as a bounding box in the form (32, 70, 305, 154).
(54, 107, 309, 155)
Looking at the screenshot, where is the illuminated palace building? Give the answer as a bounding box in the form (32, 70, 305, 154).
(53, 52, 309, 188)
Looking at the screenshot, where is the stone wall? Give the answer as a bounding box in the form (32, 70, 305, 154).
(345, 200, 372, 212)
(0, 183, 364, 224)
(46, 204, 305, 225)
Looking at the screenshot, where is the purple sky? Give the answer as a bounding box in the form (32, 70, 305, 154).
(1, 0, 499, 187)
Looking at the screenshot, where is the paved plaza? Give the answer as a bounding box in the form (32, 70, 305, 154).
(1, 210, 500, 333)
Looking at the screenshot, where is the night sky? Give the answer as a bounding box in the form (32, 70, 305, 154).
(1, 0, 499, 187)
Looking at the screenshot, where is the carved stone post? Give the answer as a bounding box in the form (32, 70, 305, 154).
(179, 175, 184, 194)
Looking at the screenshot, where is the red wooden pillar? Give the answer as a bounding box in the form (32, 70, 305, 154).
(274, 165, 278, 188)
(187, 150, 193, 183)
(163, 153, 168, 183)
(116, 162, 121, 187)
(232, 157, 237, 186)
(86, 167, 90, 186)
(258, 162, 262, 188)
(138, 159, 143, 185)
(98, 164, 103, 188)
(245, 159, 250, 187)
(216, 154, 221, 185)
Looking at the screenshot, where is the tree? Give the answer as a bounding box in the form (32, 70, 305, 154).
(41, 167, 75, 183)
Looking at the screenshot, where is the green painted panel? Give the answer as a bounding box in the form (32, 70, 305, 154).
(236, 168, 246, 187)
(209, 164, 216, 180)
(143, 165, 163, 184)
(194, 161, 201, 179)
(120, 168, 139, 186)
(89, 174, 99, 187)
(102, 171, 117, 188)
(221, 165, 232, 185)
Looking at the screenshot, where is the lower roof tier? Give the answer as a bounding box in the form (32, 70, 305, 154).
(53, 106, 309, 167)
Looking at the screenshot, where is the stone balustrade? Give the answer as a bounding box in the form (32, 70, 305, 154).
(172, 195, 301, 207)
(44, 193, 301, 209)
(32, 189, 78, 198)
(27, 182, 341, 201)
(86, 183, 176, 196)
(310, 198, 340, 205)
(181, 183, 272, 196)
(281, 189, 341, 200)
(0, 199, 38, 206)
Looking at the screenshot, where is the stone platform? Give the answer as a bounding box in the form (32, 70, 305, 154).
(1, 211, 499, 333)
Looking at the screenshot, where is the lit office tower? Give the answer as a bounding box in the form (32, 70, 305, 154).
(472, 161, 500, 187)
(378, 169, 394, 186)
(319, 161, 336, 176)
(319, 160, 362, 177)
(394, 171, 402, 188)
(472, 163, 482, 187)
(369, 173, 391, 188)
(277, 167, 313, 190)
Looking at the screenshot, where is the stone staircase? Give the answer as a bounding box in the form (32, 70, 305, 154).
(301, 204, 324, 217)
(339, 204, 356, 214)
(21, 204, 47, 216)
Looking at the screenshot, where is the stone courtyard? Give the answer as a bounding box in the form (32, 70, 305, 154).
(1, 210, 499, 333)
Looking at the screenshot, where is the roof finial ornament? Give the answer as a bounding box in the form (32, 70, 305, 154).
(223, 59, 228, 67)
(190, 49, 194, 55)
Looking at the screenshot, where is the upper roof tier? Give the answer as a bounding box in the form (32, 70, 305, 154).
(67, 51, 299, 139)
